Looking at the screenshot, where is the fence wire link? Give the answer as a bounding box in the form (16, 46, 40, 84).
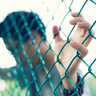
(0, 0, 96, 96)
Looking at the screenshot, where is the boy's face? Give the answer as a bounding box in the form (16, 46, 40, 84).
(16, 31, 45, 66)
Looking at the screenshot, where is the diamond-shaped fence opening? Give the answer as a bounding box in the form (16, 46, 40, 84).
(91, 20, 96, 39)
(88, 58, 96, 78)
(53, 3, 70, 26)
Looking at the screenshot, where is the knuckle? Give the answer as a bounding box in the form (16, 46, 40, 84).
(76, 17, 83, 22)
(85, 49, 88, 56)
(74, 18, 77, 22)
(82, 22, 86, 25)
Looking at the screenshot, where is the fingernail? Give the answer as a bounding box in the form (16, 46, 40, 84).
(70, 19, 74, 23)
(78, 22, 84, 26)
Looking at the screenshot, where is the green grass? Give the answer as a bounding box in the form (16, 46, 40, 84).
(0, 80, 21, 96)
(87, 71, 96, 96)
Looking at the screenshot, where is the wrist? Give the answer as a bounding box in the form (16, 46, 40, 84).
(60, 73, 84, 96)
(62, 73, 77, 90)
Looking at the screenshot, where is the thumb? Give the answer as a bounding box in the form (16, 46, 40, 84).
(52, 25, 61, 42)
(70, 41, 88, 58)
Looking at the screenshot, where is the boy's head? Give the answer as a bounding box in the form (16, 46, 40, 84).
(0, 11, 46, 42)
(0, 11, 47, 65)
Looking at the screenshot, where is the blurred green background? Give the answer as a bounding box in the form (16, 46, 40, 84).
(0, 71, 96, 96)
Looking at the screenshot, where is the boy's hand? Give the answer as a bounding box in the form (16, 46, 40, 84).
(52, 12, 95, 90)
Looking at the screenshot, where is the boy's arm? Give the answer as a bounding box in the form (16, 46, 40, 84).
(52, 12, 95, 95)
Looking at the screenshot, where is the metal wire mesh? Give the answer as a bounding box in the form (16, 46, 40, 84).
(0, 0, 96, 96)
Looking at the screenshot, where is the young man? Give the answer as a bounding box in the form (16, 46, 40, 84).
(0, 11, 62, 96)
(0, 11, 94, 96)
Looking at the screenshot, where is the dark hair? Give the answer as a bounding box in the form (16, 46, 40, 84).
(0, 11, 46, 41)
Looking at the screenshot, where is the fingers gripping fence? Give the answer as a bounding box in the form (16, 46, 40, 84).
(0, 0, 96, 96)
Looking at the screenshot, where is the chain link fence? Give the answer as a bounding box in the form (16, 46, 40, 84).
(0, 0, 96, 96)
